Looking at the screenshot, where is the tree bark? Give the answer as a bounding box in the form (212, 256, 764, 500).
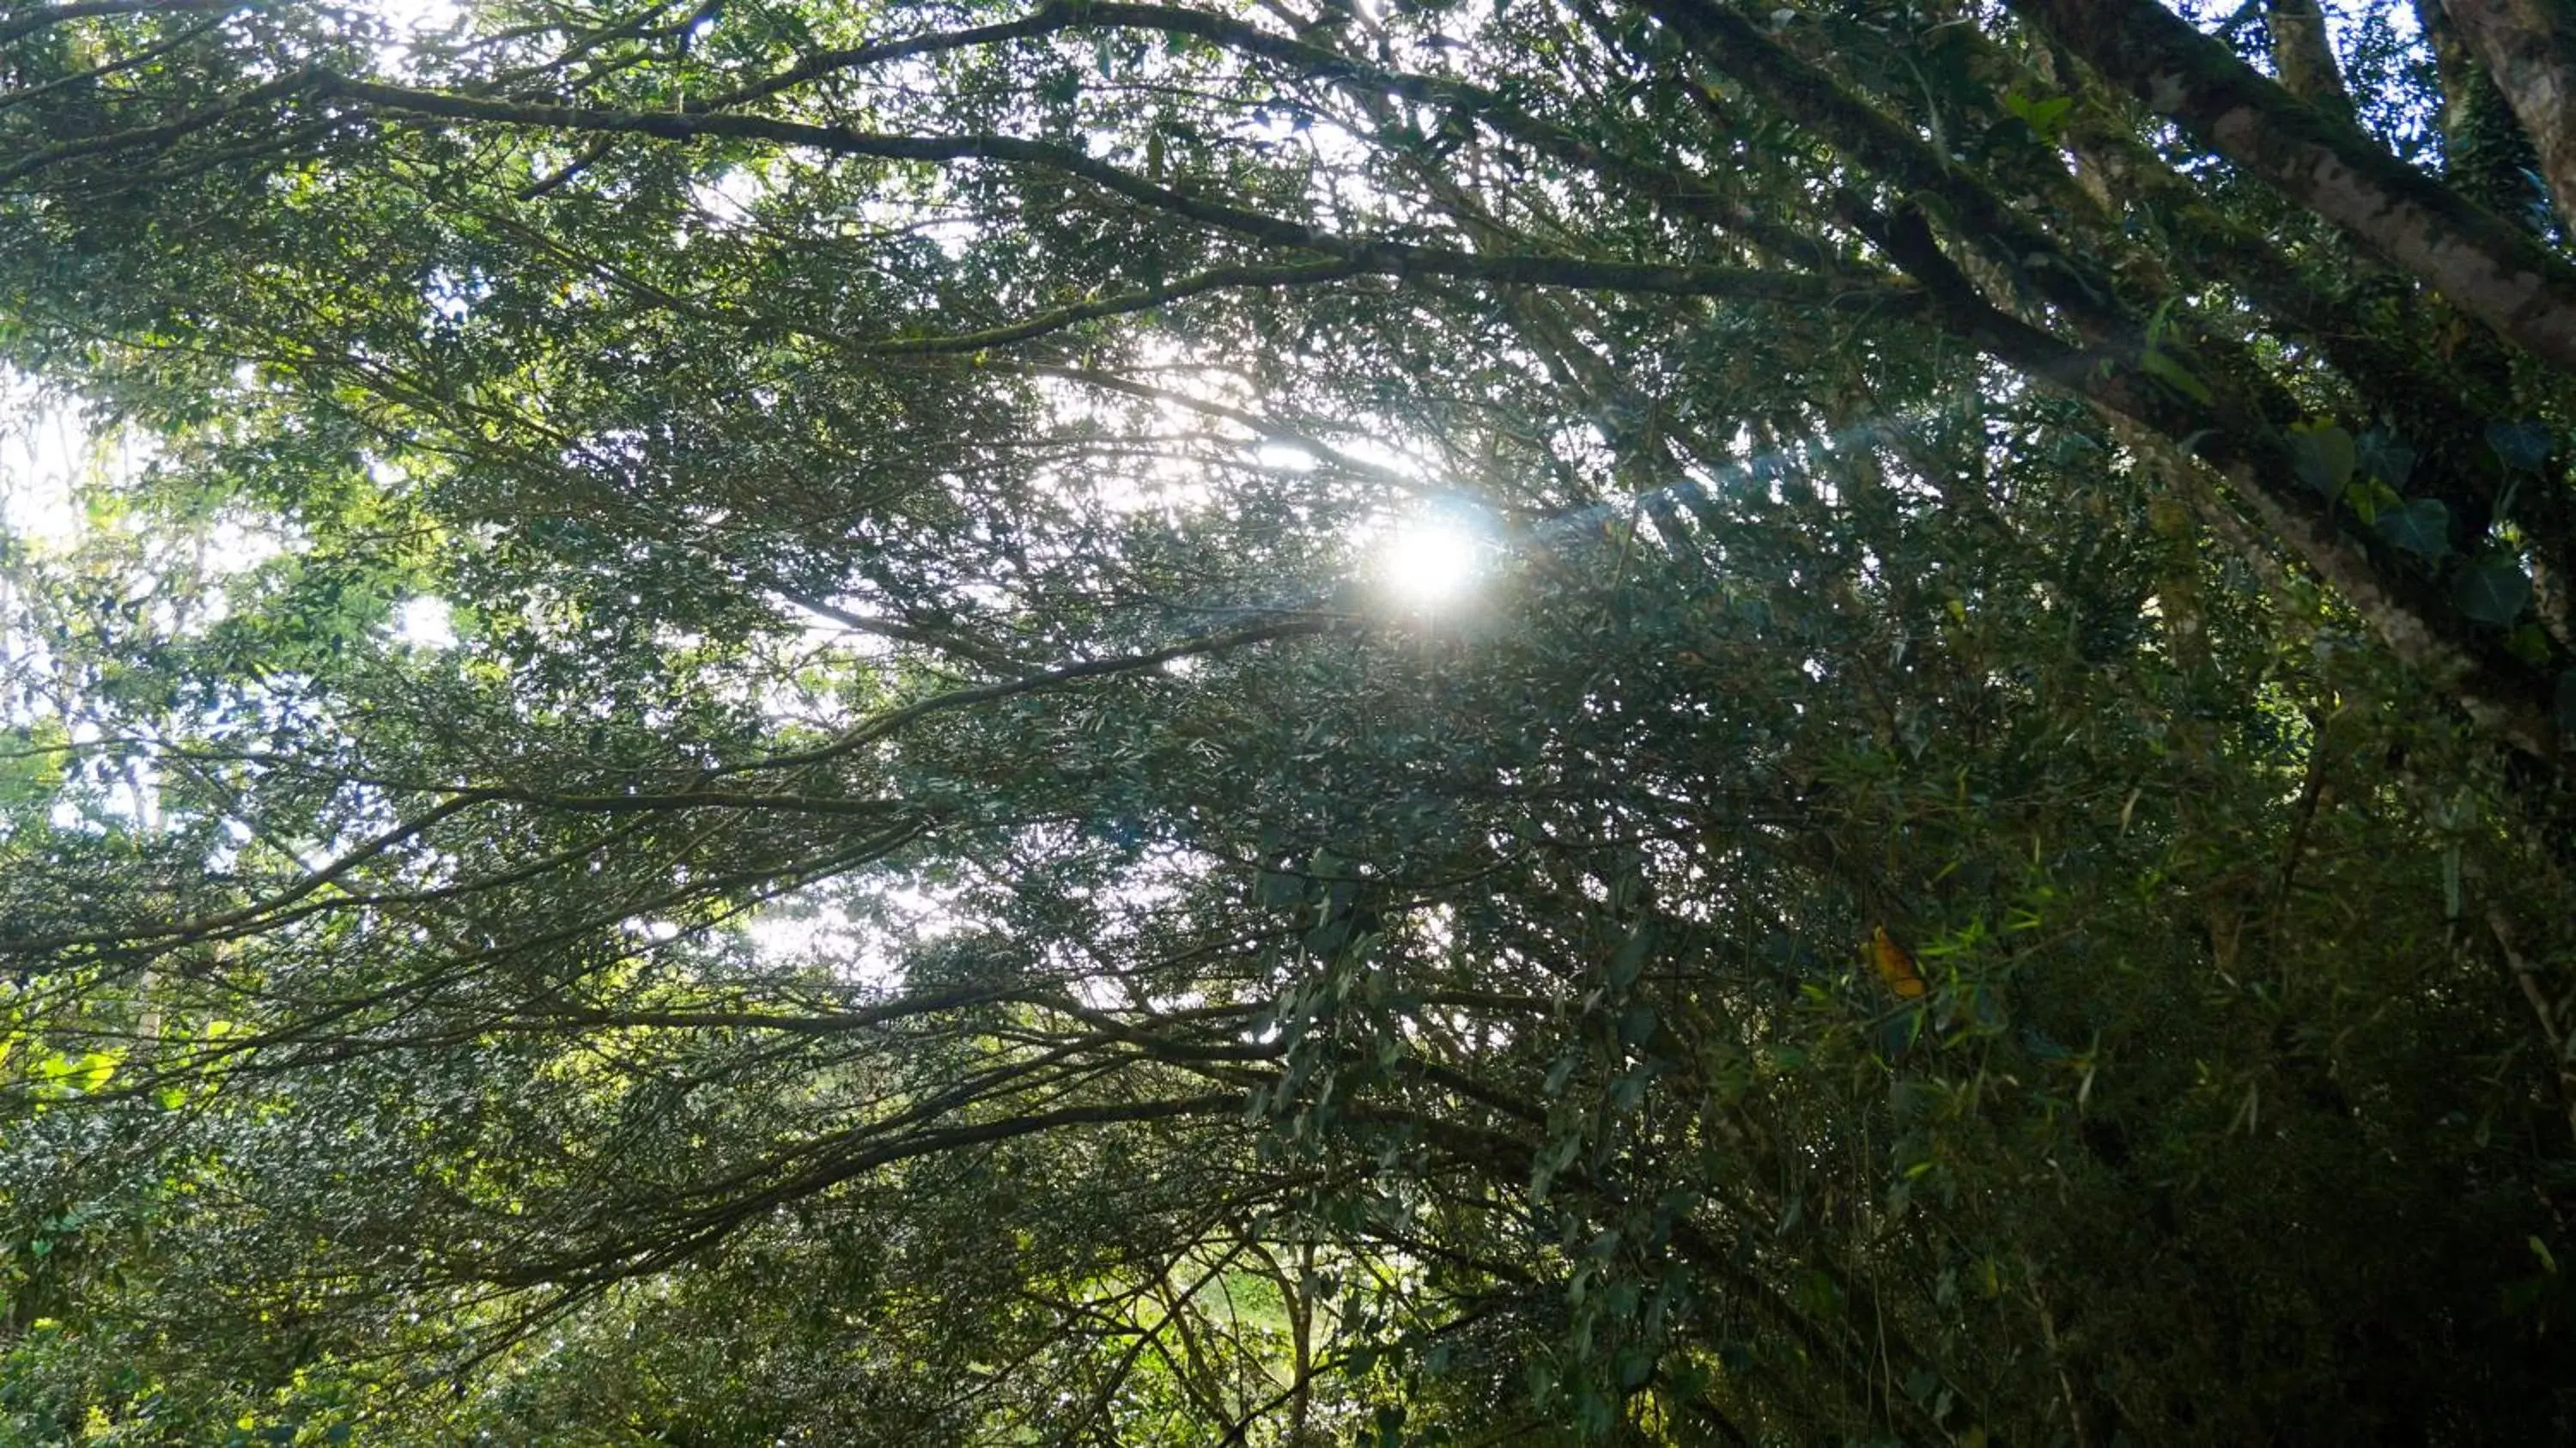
(2008, 0, 2576, 374)
(2445, 0, 2576, 230)
(2266, 0, 2355, 117)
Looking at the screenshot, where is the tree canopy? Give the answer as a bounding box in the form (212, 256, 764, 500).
(2, 0, 2574, 1442)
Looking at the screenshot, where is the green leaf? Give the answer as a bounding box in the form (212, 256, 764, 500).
(1252, 868, 1303, 907)
(1304, 916, 1353, 954)
(2355, 429, 2415, 488)
(2343, 477, 2400, 525)
(2456, 561, 2533, 624)
(2487, 420, 2553, 470)
(2288, 424, 2355, 496)
(1607, 921, 1653, 989)
(1544, 1053, 1580, 1097)
(2136, 347, 2215, 405)
(1617, 1345, 1657, 1389)
(2377, 497, 2450, 556)
(2001, 90, 2073, 142)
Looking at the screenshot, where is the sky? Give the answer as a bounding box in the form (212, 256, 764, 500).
(0, 375, 82, 548)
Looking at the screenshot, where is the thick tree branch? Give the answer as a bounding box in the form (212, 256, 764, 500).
(2009, 0, 2576, 373)
(1642, 0, 2144, 345)
(1871, 203, 2565, 763)
(2445, 0, 2576, 231)
(0, 67, 319, 185)
(2264, 0, 2355, 117)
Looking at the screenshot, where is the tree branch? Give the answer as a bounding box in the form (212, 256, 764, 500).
(314, 75, 1917, 313)
(0, 0, 244, 44)
(2008, 0, 2576, 373)
(2444, 0, 2576, 231)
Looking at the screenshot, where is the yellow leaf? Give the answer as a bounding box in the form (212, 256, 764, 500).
(1870, 926, 1926, 999)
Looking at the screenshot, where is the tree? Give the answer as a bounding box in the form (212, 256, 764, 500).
(0, 0, 2572, 1443)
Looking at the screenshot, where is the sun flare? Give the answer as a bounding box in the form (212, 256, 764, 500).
(1376, 511, 1490, 606)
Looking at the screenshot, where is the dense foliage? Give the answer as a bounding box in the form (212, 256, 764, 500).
(3, 0, 2575, 1441)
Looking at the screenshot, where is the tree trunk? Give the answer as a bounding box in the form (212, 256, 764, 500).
(2266, 0, 2355, 117)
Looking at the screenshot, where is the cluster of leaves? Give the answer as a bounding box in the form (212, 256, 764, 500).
(1, 0, 2574, 1443)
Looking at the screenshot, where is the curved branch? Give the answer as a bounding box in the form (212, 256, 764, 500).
(1868, 201, 2565, 762)
(316, 76, 1918, 314)
(1643, 0, 2142, 344)
(2008, 0, 2576, 373)
(728, 616, 1346, 776)
(0, 0, 243, 44)
(2264, 0, 2354, 118)
(0, 67, 319, 185)
(493, 1092, 1247, 1288)
(2445, 0, 2576, 230)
